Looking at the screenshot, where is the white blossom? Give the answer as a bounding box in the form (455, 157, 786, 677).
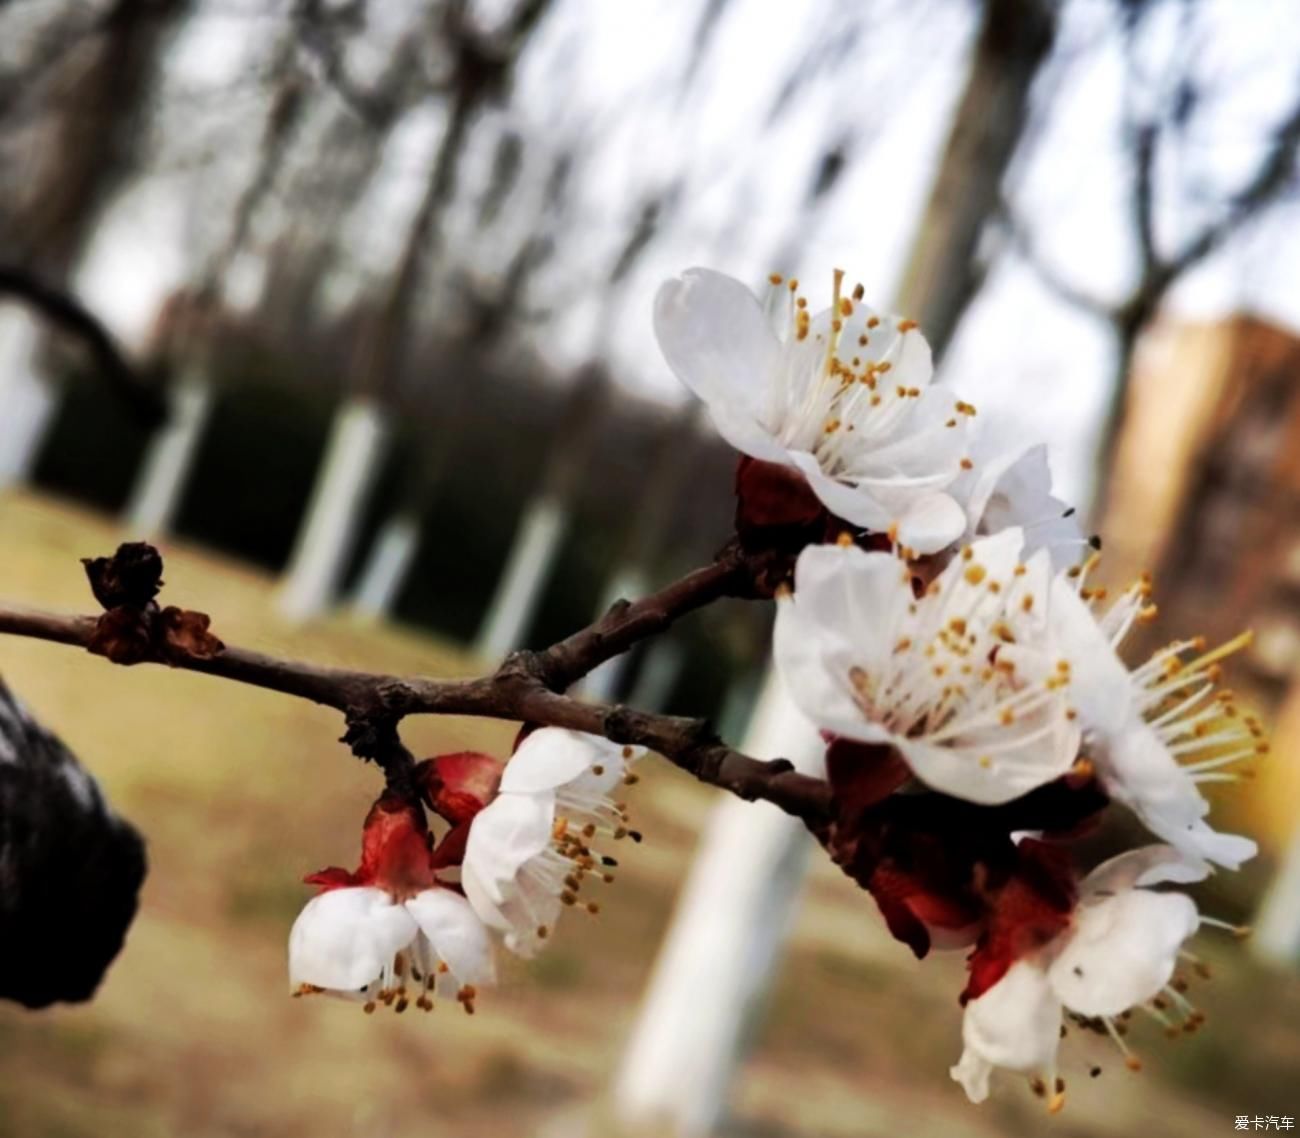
(462, 728, 643, 957)
(289, 884, 494, 1013)
(654, 267, 977, 552)
(774, 528, 1080, 805)
(1047, 567, 1260, 871)
(951, 845, 1206, 1109)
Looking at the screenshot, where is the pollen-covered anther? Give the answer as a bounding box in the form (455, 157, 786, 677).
(457, 985, 477, 1015)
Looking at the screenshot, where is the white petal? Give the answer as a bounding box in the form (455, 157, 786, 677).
(288, 887, 417, 993)
(894, 492, 967, 555)
(1047, 578, 1135, 735)
(787, 450, 894, 532)
(951, 961, 1061, 1103)
(949, 1048, 995, 1104)
(500, 728, 642, 796)
(405, 888, 496, 987)
(1047, 890, 1199, 1017)
(1080, 844, 1211, 897)
(654, 269, 787, 461)
(897, 717, 1078, 806)
(962, 436, 1032, 530)
(1165, 821, 1257, 872)
(774, 545, 912, 732)
(792, 543, 912, 658)
(462, 790, 556, 907)
(962, 442, 1082, 567)
(1102, 721, 1209, 828)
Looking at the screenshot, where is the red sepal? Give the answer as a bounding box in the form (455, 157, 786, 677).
(417, 751, 504, 826)
(961, 839, 1077, 1003)
(303, 865, 361, 892)
(824, 737, 910, 822)
(735, 456, 826, 532)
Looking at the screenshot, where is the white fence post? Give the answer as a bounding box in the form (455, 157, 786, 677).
(277, 396, 389, 622)
(474, 493, 570, 659)
(124, 368, 214, 537)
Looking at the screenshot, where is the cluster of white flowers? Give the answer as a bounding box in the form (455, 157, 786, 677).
(287, 729, 643, 1014)
(285, 266, 1262, 1114)
(658, 267, 1263, 1108)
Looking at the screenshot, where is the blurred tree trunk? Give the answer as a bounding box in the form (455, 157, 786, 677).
(475, 369, 611, 657)
(892, 0, 1056, 344)
(581, 406, 700, 702)
(350, 513, 423, 621)
(1256, 831, 1300, 966)
(276, 102, 470, 621)
(126, 31, 307, 537)
(0, 0, 189, 487)
(278, 0, 551, 620)
(125, 360, 214, 536)
(613, 2, 1058, 1131)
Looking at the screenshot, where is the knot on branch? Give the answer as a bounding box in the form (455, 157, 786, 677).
(341, 713, 418, 799)
(82, 543, 224, 666)
(499, 649, 546, 683)
(83, 543, 164, 608)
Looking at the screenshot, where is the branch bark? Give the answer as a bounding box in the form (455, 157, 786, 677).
(0, 546, 831, 826)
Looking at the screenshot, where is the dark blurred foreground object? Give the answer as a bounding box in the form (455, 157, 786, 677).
(0, 678, 146, 1008)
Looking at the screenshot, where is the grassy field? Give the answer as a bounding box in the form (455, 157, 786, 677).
(0, 490, 1297, 1138)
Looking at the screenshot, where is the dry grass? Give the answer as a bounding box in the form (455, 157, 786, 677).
(0, 490, 1296, 1138)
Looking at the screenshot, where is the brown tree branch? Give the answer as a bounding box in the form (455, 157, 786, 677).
(0, 549, 831, 827)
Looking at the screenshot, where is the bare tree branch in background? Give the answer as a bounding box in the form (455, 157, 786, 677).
(893, 0, 1057, 356)
(194, 35, 310, 306)
(352, 0, 555, 400)
(1005, 1, 1300, 513)
(2, 0, 191, 276)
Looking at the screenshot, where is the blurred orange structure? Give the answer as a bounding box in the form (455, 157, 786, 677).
(1103, 315, 1300, 851)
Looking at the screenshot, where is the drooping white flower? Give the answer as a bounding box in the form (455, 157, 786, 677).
(654, 267, 977, 552)
(774, 528, 1081, 805)
(290, 883, 495, 1013)
(289, 794, 495, 1013)
(462, 728, 644, 957)
(1046, 566, 1261, 871)
(951, 845, 1207, 1110)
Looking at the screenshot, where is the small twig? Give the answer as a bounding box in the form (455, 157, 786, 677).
(533, 543, 750, 690)
(0, 550, 831, 826)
